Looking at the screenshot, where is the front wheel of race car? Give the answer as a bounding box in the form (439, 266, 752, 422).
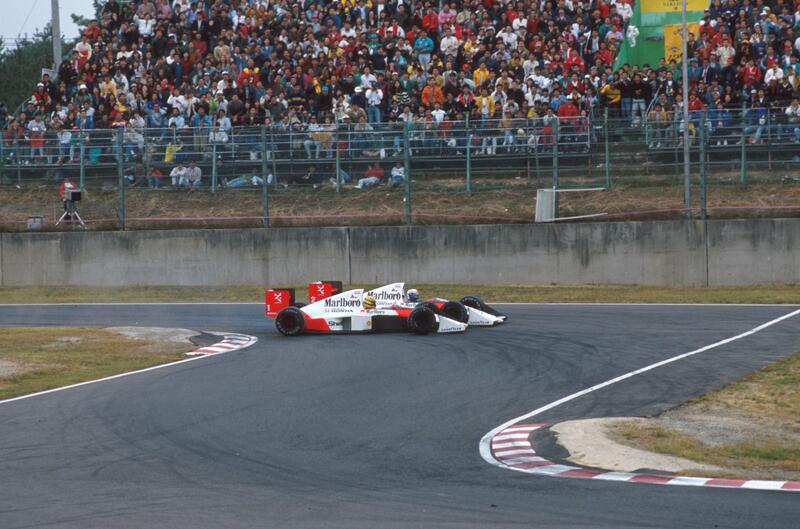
(441, 301, 469, 323)
(275, 306, 306, 336)
(460, 295, 507, 321)
(460, 295, 487, 312)
(407, 306, 439, 335)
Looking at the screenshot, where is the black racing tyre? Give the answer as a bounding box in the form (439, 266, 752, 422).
(407, 306, 439, 335)
(275, 306, 306, 336)
(416, 301, 439, 313)
(293, 302, 307, 309)
(460, 295, 486, 311)
(460, 295, 506, 320)
(441, 301, 469, 323)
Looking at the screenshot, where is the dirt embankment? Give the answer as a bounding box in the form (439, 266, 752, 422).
(2, 181, 800, 230)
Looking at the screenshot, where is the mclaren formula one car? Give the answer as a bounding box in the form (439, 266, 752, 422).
(364, 283, 507, 326)
(265, 286, 467, 336)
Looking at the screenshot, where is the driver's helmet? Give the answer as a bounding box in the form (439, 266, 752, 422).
(407, 288, 420, 303)
(363, 295, 377, 310)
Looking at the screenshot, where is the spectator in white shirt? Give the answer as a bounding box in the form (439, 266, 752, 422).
(439, 28, 459, 59)
(431, 102, 446, 122)
(184, 160, 202, 189)
(365, 83, 384, 123)
(171, 162, 187, 187)
(135, 14, 156, 37)
(499, 26, 518, 49)
(613, 0, 633, 20)
(360, 67, 378, 88)
(390, 160, 405, 189)
(764, 64, 784, 84)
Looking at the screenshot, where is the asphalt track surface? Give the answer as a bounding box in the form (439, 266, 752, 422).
(1, 303, 799, 528)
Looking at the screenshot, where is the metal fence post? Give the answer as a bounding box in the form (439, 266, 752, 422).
(552, 120, 559, 218)
(533, 120, 540, 185)
(143, 134, 151, 179)
(699, 115, 707, 220)
(270, 127, 278, 189)
(465, 127, 472, 193)
(260, 125, 269, 227)
(79, 131, 85, 189)
(603, 108, 610, 189)
(211, 142, 217, 192)
(117, 128, 125, 230)
(740, 122, 747, 184)
(766, 110, 772, 170)
(335, 127, 341, 193)
(403, 124, 411, 225)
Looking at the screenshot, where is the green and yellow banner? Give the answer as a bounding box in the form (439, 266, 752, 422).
(615, 0, 708, 70)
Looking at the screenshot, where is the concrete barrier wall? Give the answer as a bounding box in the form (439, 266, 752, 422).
(706, 219, 800, 285)
(348, 222, 708, 285)
(0, 229, 350, 286)
(0, 219, 797, 286)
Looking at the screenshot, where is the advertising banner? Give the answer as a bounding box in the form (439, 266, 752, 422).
(663, 21, 701, 64)
(614, 0, 708, 71)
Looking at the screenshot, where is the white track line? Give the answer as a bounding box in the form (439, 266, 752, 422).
(479, 307, 800, 470)
(0, 333, 258, 406)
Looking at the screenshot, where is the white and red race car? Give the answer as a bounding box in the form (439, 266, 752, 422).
(364, 283, 507, 326)
(265, 284, 467, 336)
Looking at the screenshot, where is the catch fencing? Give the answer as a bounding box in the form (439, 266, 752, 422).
(1, 109, 799, 230)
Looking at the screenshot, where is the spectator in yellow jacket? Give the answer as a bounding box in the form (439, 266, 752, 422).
(473, 64, 490, 88)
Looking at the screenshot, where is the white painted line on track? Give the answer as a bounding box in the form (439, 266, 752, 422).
(0, 332, 258, 406)
(479, 308, 800, 489)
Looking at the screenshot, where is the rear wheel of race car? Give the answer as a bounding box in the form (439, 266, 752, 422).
(275, 306, 306, 336)
(407, 306, 439, 335)
(441, 301, 469, 323)
(460, 295, 486, 312)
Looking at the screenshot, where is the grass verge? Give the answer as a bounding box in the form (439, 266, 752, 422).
(611, 351, 800, 479)
(1, 284, 800, 305)
(0, 327, 193, 400)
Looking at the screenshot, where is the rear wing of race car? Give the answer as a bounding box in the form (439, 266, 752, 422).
(265, 288, 295, 318)
(308, 280, 343, 304)
(266, 281, 343, 318)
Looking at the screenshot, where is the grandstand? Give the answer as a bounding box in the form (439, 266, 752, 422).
(1, 0, 800, 209)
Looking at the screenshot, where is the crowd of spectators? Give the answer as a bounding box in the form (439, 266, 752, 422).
(4, 0, 800, 176)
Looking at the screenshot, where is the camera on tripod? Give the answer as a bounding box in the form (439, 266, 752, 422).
(65, 188, 82, 202)
(57, 187, 86, 228)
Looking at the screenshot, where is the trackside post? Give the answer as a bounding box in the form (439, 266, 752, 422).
(552, 120, 559, 219)
(403, 124, 411, 225)
(260, 125, 269, 227)
(335, 128, 341, 193)
(116, 128, 125, 230)
(603, 108, 610, 189)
